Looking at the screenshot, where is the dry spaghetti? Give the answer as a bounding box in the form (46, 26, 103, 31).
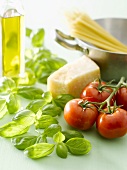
(66, 11, 127, 53)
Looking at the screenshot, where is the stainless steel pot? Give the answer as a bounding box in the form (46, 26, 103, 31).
(55, 18, 127, 82)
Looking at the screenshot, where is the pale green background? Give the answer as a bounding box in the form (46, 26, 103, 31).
(0, 0, 127, 170)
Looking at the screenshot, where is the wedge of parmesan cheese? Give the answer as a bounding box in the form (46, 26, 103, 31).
(47, 55, 100, 98)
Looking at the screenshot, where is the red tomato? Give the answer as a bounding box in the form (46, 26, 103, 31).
(96, 107, 127, 139)
(116, 87, 127, 111)
(80, 81, 115, 105)
(64, 99, 98, 130)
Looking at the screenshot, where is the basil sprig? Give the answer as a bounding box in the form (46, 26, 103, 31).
(0, 27, 92, 160)
(24, 28, 67, 85)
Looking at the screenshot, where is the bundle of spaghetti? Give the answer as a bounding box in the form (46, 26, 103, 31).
(66, 11, 127, 53)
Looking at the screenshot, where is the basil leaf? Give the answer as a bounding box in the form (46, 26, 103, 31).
(42, 91, 52, 103)
(0, 77, 16, 93)
(12, 109, 35, 125)
(26, 28, 32, 37)
(34, 49, 51, 60)
(24, 143, 55, 159)
(25, 57, 36, 70)
(12, 135, 37, 150)
(56, 142, 68, 159)
(36, 134, 47, 143)
(0, 121, 30, 138)
(14, 68, 36, 86)
(0, 98, 8, 119)
(42, 103, 62, 117)
(17, 86, 44, 99)
(62, 130, 84, 142)
(47, 57, 67, 70)
(32, 28, 45, 47)
(26, 99, 47, 113)
(35, 115, 58, 129)
(53, 94, 74, 109)
(34, 57, 67, 84)
(38, 72, 51, 84)
(44, 124, 62, 137)
(0, 110, 35, 137)
(6, 93, 20, 114)
(53, 131, 65, 143)
(25, 49, 34, 60)
(66, 138, 92, 155)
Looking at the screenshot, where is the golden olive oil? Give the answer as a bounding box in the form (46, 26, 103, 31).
(1, 15, 25, 77)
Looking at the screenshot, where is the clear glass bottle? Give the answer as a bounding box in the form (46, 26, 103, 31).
(0, 0, 25, 78)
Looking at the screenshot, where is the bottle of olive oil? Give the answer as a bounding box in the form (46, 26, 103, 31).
(0, 0, 25, 77)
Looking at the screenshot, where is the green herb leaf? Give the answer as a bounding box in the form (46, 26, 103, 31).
(12, 109, 35, 125)
(26, 28, 32, 37)
(66, 138, 92, 155)
(35, 115, 58, 129)
(24, 143, 55, 159)
(26, 99, 47, 113)
(6, 93, 20, 114)
(0, 77, 16, 93)
(42, 91, 52, 103)
(36, 134, 47, 143)
(56, 142, 68, 159)
(44, 57, 67, 71)
(14, 68, 36, 86)
(34, 49, 51, 60)
(44, 124, 62, 137)
(0, 98, 8, 119)
(38, 72, 51, 84)
(42, 103, 62, 117)
(11, 135, 37, 150)
(25, 49, 34, 59)
(62, 130, 84, 142)
(53, 131, 65, 143)
(0, 110, 35, 138)
(17, 86, 44, 99)
(31, 28, 45, 47)
(34, 57, 67, 84)
(53, 94, 74, 109)
(0, 121, 30, 138)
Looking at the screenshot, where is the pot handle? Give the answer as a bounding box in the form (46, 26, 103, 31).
(55, 29, 89, 54)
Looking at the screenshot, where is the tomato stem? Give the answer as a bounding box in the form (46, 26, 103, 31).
(80, 77, 126, 114)
(99, 76, 125, 113)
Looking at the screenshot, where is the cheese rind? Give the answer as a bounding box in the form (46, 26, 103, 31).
(47, 56, 100, 98)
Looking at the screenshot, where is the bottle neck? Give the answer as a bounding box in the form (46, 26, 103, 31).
(0, 0, 24, 17)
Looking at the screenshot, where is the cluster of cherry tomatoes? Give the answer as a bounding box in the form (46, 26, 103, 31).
(64, 77, 127, 139)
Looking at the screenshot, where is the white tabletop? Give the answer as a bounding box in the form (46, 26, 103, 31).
(1, 0, 127, 170)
